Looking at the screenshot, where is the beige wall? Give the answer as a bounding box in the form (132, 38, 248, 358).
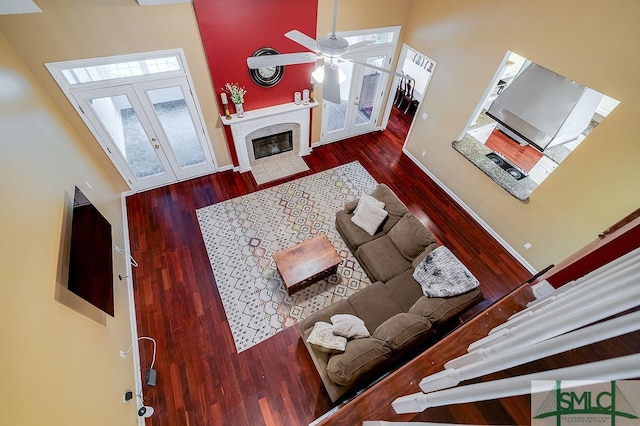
(401, 0, 640, 270)
(0, 0, 231, 176)
(0, 34, 138, 425)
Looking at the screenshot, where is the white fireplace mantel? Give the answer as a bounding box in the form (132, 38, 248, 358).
(221, 101, 318, 172)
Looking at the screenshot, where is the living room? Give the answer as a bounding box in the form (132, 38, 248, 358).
(1, 1, 639, 425)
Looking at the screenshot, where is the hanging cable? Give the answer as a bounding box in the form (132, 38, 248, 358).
(123, 336, 157, 369)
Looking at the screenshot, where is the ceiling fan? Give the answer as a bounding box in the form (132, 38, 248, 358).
(246, 0, 410, 103)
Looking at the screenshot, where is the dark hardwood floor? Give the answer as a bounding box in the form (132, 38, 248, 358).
(125, 106, 533, 425)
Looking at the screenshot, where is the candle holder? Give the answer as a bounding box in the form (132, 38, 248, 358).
(220, 92, 232, 119)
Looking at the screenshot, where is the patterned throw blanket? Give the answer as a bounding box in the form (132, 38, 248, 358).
(413, 246, 480, 298)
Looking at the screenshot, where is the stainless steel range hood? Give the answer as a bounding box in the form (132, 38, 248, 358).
(486, 62, 602, 151)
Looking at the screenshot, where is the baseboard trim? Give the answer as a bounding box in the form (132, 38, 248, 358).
(402, 148, 537, 274)
(120, 191, 145, 426)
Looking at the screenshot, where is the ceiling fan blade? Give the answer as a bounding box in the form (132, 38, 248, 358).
(343, 58, 414, 81)
(284, 30, 319, 52)
(322, 63, 341, 104)
(346, 40, 373, 53)
(247, 52, 317, 69)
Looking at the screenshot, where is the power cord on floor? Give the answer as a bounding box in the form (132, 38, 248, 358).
(123, 336, 157, 369)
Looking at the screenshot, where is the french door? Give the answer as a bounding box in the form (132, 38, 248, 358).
(320, 51, 393, 143)
(46, 49, 216, 192)
(73, 77, 215, 191)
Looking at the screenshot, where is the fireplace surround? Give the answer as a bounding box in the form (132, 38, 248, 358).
(221, 101, 318, 172)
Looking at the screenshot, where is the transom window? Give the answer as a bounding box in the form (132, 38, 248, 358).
(48, 51, 186, 90)
(61, 56, 181, 85)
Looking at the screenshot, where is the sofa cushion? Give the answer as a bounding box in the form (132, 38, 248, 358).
(373, 313, 434, 351)
(351, 199, 388, 236)
(335, 185, 409, 253)
(336, 210, 386, 252)
(344, 199, 360, 214)
(348, 281, 403, 332)
(388, 213, 436, 261)
(413, 246, 480, 297)
(299, 299, 357, 335)
(356, 235, 413, 282)
(331, 314, 370, 339)
(408, 289, 484, 326)
(307, 321, 347, 353)
(371, 184, 408, 217)
(326, 337, 391, 386)
(383, 269, 425, 312)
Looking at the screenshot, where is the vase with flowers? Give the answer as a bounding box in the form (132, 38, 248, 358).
(224, 82, 247, 118)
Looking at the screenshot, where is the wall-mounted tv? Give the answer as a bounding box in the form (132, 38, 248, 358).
(68, 186, 114, 316)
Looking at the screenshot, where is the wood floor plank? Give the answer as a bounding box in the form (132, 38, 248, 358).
(485, 128, 543, 172)
(126, 106, 538, 425)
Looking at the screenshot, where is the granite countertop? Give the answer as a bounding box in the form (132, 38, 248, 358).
(452, 134, 537, 201)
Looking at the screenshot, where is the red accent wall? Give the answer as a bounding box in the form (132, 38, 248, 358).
(193, 0, 318, 166)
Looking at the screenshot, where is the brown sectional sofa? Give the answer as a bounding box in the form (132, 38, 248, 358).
(299, 184, 483, 402)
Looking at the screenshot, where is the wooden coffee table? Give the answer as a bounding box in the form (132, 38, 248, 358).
(273, 234, 342, 296)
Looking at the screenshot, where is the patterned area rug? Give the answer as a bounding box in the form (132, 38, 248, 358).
(196, 161, 377, 353)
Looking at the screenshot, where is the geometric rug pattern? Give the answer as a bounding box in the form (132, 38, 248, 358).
(196, 161, 378, 352)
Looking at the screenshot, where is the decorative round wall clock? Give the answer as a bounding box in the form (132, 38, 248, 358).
(248, 47, 285, 87)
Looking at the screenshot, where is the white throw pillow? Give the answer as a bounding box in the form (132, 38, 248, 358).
(351, 199, 388, 236)
(306, 321, 347, 353)
(353, 193, 386, 215)
(331, 314, 369, 339)
(413, 246, 480, 298)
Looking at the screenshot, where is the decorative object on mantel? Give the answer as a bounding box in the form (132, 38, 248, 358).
(294, 91, 301, 105)
(224, 82, 246, 118)
(302, 89, 310, 105)
(219, 92, 232, 119)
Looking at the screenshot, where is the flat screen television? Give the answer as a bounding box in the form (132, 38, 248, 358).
(68, 186, 114, 316)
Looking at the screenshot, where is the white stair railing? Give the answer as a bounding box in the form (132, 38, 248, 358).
(392, 353, 640, 413)
(391, 245, 640, 414)
(446, 247, 640, 370)
(419, 310, 640, 392)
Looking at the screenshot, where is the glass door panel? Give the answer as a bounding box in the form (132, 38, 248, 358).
(91, 94, 166, 179)
(147, 86, 205, 167)
(326, 61, 354, 135)
(354, 56, 385, 128)
(137, 78, 215, 180)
